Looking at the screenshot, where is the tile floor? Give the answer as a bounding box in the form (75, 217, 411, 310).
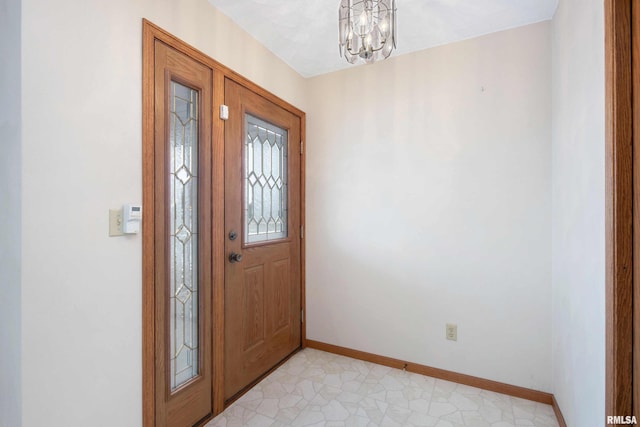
(206, 348, 559, 427)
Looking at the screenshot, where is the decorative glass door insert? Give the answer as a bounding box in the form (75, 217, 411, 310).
(169, 80, 199, 390)
(244, 114, 288, 244)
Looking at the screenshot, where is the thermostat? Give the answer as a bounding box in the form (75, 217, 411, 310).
(123, 204, 142, 234)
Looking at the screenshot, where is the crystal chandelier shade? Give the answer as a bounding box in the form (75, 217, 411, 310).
(339, 0, 397, 64)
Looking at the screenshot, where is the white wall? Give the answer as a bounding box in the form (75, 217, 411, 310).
(306, 22, 552, 392)
(551, 0, 605, 424)
(0, 0, 22, 426)
(20, 0, 306, 425)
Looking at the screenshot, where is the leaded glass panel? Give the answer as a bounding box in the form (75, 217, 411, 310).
(244, 115, 288, 244)
(169, 80, 199, 390)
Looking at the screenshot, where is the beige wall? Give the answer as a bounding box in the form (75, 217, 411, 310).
(20, 0, 306, 425)
(551, 0, 605, 424)
(305, 22, 552, 392)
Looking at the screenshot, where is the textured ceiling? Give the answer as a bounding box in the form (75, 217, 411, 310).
(208, 0, 559, 78)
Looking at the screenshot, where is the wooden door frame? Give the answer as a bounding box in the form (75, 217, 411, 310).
(142, 19, 307, 426)
(605, 0, 635, 420)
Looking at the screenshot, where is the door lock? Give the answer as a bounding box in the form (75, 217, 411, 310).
(229, 230, 238, 241)
(229, 252, 243, 263)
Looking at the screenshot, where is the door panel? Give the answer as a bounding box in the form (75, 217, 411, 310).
(154, 40, 213, 427)
(224, 79, 302, 400)
(271, 258, 292, 334)
(242, 265, 266, 351)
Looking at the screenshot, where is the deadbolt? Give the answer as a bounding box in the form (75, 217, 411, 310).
(228, 230, 238, 241)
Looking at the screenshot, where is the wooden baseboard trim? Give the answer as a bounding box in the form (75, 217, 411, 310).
(306, 340, 553, 405)
(551, 395, 567, 427)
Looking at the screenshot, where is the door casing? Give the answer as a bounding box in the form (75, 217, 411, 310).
(605, 0, 637, 420)
(142, 19, 307, 426)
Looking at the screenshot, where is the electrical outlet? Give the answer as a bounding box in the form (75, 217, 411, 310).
(109, 209, 124, 236)
(446, 323, 457, 341)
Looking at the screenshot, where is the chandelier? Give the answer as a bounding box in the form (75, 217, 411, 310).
(338, 0, 397, 64)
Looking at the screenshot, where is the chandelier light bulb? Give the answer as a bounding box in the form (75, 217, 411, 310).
(380, 16, 389, 35)
(359, 11, 367, 29)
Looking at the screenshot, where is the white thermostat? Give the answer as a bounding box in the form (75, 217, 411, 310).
(123, 204, 142, 234)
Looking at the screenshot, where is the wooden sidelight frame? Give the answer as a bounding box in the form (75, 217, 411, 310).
(142, 20, 307, 426)
(605, 0, 637, 420)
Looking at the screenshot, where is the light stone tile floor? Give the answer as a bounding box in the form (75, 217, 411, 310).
(206, 348, 559, 427)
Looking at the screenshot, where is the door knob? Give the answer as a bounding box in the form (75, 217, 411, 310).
(229, 252, 243, 263)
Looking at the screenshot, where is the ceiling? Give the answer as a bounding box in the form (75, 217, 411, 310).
(207, 0, 559, 78)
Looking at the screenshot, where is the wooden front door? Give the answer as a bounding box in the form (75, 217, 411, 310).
(224, 78, 302, 401)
